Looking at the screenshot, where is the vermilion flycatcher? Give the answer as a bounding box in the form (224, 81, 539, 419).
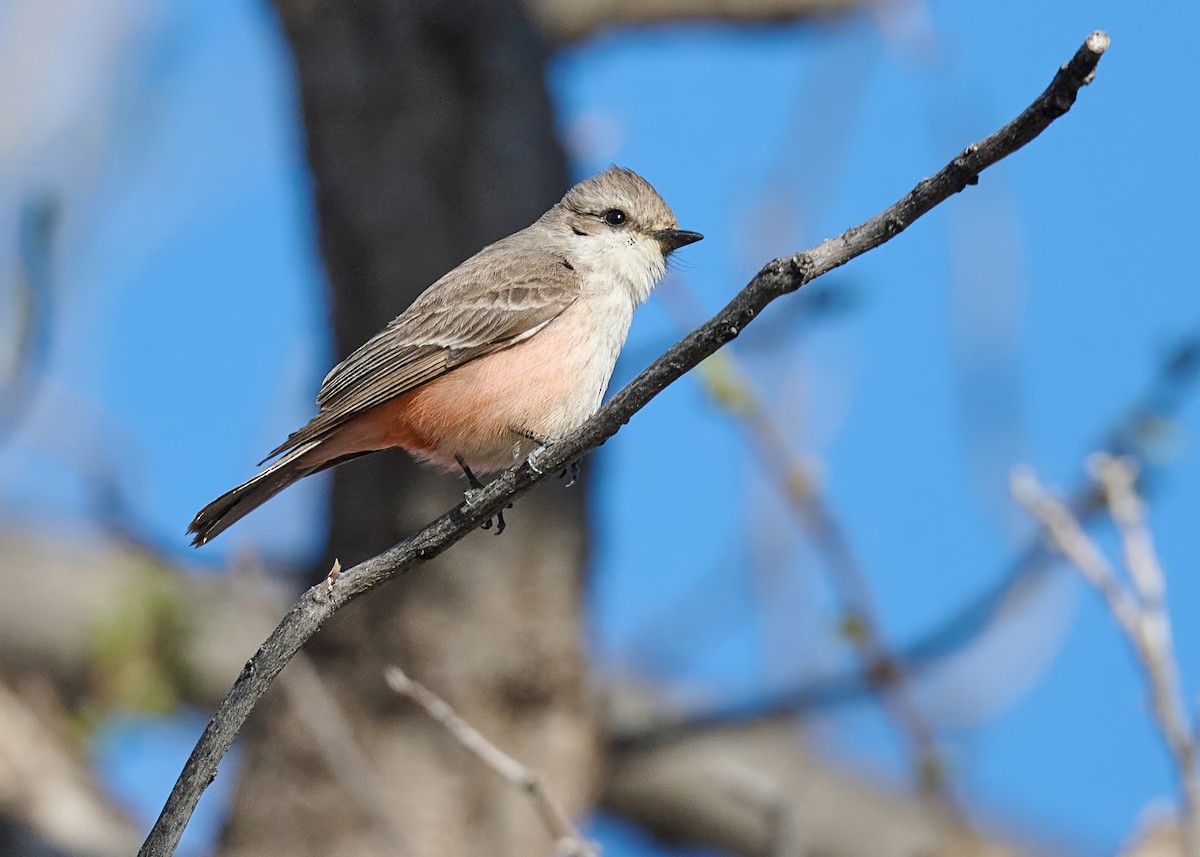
(189, 166, 702, 545)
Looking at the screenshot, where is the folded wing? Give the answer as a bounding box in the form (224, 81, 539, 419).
(262, 242, 580, 463)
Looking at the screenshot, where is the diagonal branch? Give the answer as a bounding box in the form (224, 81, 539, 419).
(0, 198, 58, 454)
(1012, 459, 1199, 857)
(664, 312, 957, 815)
(138, 30, 1110, 856)
(384, 667, 596, 857)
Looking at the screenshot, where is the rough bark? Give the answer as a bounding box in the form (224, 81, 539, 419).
(215, 3, 597, 856)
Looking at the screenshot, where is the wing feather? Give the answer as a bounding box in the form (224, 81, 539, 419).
(261, 240, 580, 463)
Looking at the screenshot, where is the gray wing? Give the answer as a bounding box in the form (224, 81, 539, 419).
(262, 241, 580, 462)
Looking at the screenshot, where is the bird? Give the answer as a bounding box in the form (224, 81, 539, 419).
(188, 166, 702, 546)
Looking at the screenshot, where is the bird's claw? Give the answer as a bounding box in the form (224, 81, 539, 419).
(559, 460, 580, 488)
(462, 489, 513, 535)
(478, 502, 513, 535)
(527, 447, 546, 475)
(457, 454, 510, 534)
(526, 447, 579, 487)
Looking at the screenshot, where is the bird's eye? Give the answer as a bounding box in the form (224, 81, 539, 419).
(603, 209, 627, 226)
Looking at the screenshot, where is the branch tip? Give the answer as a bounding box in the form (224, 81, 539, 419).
(1086, 30, 1111, 55)
(1008, 465, 1037, 501)
(383, 666, 412, 695)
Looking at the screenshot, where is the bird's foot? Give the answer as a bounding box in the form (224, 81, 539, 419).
(525, 447, 580, 487)
(513, 430, 580, 487)
(514, 428, 577, 485)
(514, 428, 552, 476)
(457, 454, 510, 535)
(479, 503, 512, 535)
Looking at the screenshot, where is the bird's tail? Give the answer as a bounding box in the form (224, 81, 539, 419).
(188, 440, 333, 547)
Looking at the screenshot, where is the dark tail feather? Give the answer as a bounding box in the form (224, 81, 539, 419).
(188, 441, 325, 547)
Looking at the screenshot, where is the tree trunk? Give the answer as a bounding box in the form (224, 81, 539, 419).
(217, 3, 597, 855)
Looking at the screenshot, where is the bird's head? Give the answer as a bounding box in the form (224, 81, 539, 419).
(547, 166, 702, 304)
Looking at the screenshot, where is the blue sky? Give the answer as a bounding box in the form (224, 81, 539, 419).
(1, 0, 1198, 853)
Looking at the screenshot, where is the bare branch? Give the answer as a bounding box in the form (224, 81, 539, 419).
(1090, 455, 1200, 857)
(1091, 455, 1166, 611)
(1009, 466, 1138, 631)
(602, 718, 1055, 857)
(668, 313, 958, 816)
(1012, 462, 1199, 857)
(281, 656, 413, 857)
(384, 667, 595, 857)
(623, 326, 1200, 751)
(0, 529, 279, 709)
(0, 198, 58, 454)
(138, 31, 1109, 856)
(0, 678, 139, 856)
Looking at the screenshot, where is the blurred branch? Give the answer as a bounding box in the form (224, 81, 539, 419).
(524, 0, 864, 44)
(0, 678, 139, 857)
(1012, 458, 1199, 857)
(0, 528, 1071, 857)
(1, 538, 403, 853)
(665, 292, 956, 816)
(0, 529, 276, 709)
(138, 31, 1109, 855)
(281, 654, 413, 857)
(0, 198, 58, 453)
(384, 667, 595, 857)
(619, 324, 1200, 750)
(881, 329, 1200, 691)
(1122, 819, 1191, 857)
(602, 717, 1058, 857)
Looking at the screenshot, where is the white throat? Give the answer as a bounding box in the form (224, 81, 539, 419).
(569, 231, 666, 306)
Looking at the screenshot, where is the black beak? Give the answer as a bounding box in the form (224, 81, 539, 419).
(653, 229, 704, 254)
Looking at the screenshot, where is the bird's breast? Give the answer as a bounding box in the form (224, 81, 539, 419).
(377, 292, 635, 472)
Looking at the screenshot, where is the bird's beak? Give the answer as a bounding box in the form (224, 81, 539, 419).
(653, 229, 704, 254)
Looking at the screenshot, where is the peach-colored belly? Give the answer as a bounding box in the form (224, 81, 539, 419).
(342, 311, 623, 473)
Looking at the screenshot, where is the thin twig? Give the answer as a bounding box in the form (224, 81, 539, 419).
(0, 198, 58, 454)
(1011, 461, 1199, 857)
(384, 667, 596, 857)
(138, 31, 1109, 855)
(1090, 455, 1200, 857)
(668, 316, 956, 815)
(1092, 455, 1167, 615)
(1009, 467, 1137, 629)
(284, 656, 413, 857)
(617, 327, 1200, 752)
